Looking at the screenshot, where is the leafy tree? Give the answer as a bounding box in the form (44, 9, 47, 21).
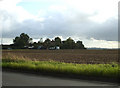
(13, 33, 32, 48)
(54, 37, 61, 47)
(66, 37, 76, 49)
(44, 38, 51, 49)
(75, 41, 86, 49)
(13, 33, 86, 49)
(61, 37, 76, 49)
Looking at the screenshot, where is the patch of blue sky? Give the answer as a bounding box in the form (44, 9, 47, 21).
(16, 1, 65, 15)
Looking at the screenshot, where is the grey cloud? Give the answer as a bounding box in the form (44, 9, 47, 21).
(1, 8, 118, 41)
(85, 18, 118, 41)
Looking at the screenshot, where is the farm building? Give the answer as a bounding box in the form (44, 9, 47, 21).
(49, 46, 60, 50)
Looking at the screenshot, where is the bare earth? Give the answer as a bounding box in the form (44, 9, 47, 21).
(2, 49, 118, 64)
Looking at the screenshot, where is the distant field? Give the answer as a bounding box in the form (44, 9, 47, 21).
(2, 49, 118, 64)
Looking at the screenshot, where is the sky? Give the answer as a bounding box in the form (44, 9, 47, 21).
(0, 0, 119, 48)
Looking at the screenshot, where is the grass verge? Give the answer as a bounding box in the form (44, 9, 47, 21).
(2, 58, 120, 79)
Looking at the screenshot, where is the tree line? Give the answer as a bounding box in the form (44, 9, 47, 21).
(5, 33, 86, 49)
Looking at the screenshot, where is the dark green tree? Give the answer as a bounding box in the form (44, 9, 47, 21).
(75, 41, 86, 49)
(13, 33, 32, 48)
(54, 37, 61, 47)
(61, 37, 76, 49)
(44, 38, 51, 49)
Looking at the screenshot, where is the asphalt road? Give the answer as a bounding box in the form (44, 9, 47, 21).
(2, 71, 118, 86)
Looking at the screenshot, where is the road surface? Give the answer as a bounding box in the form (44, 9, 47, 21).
(2, 71, 118, 86)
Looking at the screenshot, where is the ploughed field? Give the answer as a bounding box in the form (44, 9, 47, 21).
(2, 49, 118, 64)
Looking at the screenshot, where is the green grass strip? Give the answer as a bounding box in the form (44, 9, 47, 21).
(2, 59, 120, 78)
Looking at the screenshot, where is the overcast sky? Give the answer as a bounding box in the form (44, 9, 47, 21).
(0, 0, 119, 48)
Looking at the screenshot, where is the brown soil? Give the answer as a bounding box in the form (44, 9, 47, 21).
(2, 49, 118, 64)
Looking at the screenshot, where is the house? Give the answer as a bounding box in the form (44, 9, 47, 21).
(38, 46, 42, 49)
(49, 46, 60, 50)
(8, 48, 12, 50)
(49, 47, 55, 50)
(28, 46, 34, 49)
(56, 46, 60, 50)
(37, 46, 46, 49)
